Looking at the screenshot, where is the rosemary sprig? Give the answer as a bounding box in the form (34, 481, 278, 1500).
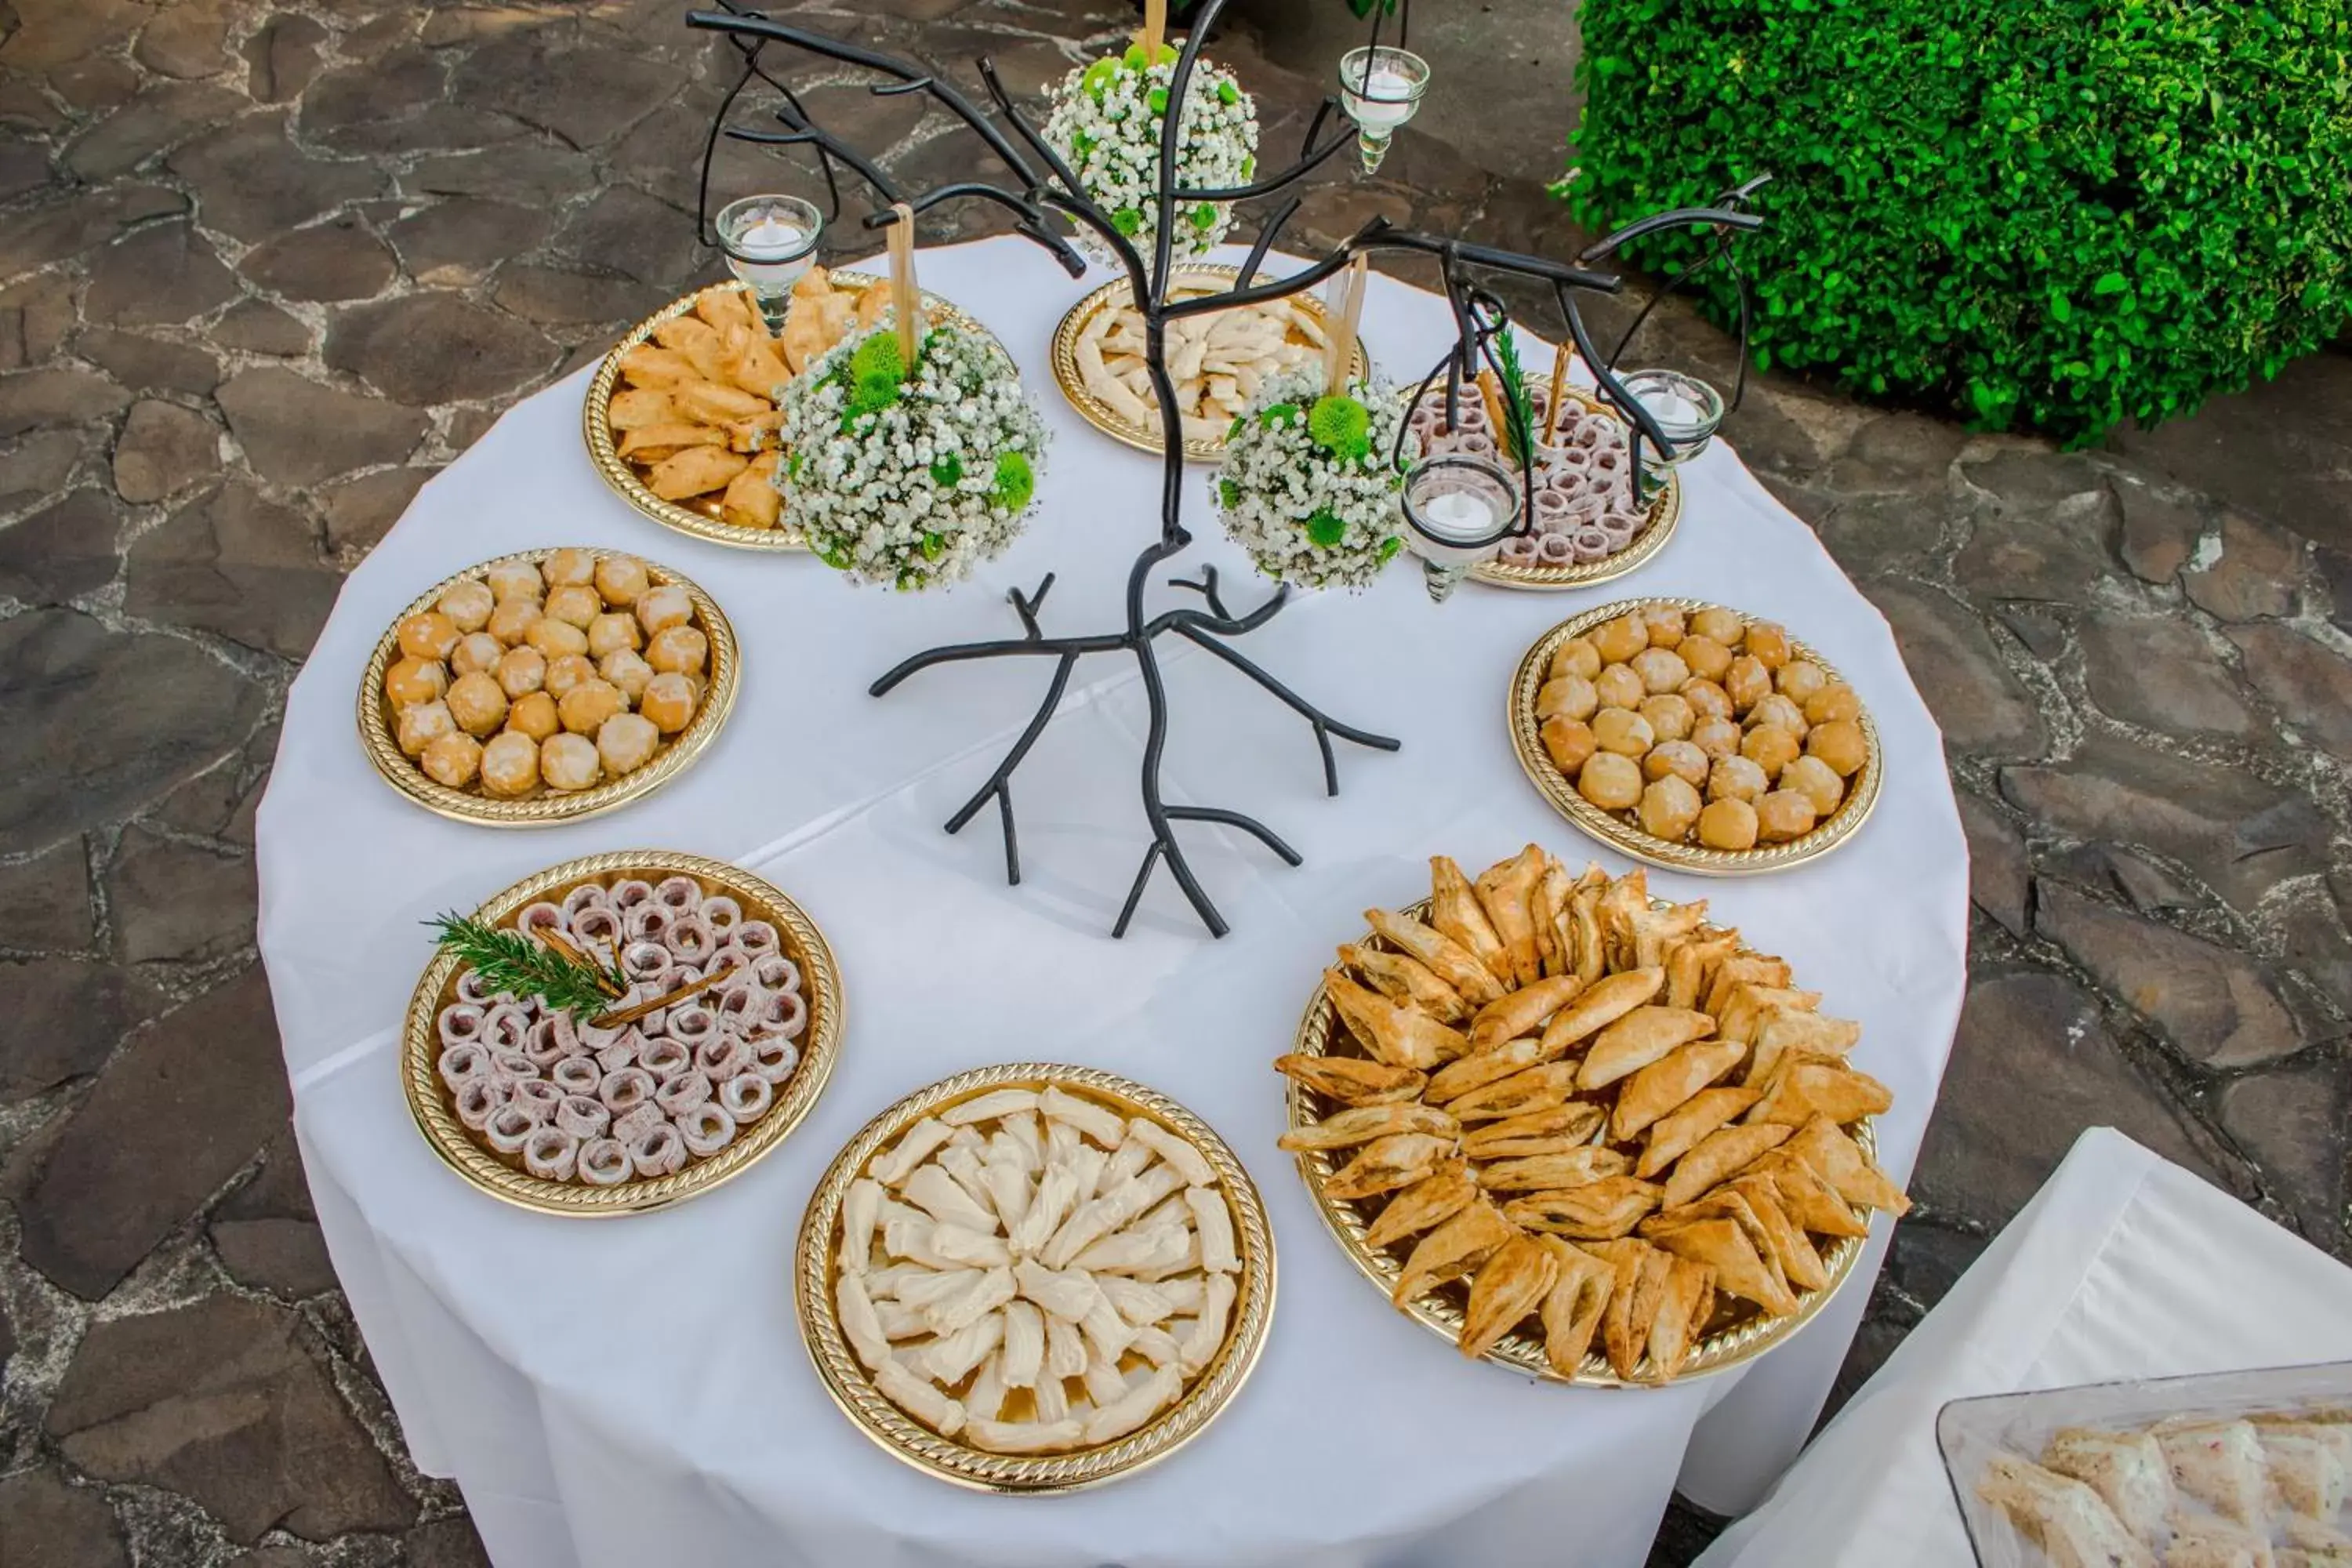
(427, 913, 627, 1019)
(1493, 329, 1537, 464)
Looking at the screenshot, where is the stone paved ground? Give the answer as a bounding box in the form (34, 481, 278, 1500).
(0, 0, 2345, 1563)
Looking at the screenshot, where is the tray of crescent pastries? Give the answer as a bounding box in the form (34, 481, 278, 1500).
(1940, 1361, 2352, 1567)
(1279, 848, 1909, 1387)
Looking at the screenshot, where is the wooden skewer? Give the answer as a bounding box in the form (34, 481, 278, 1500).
(886, 201, 920, 371)
(537, 928, 626, 999)
(1476, 369, 1515, 459)
(1546, 341, 1573, 446)
(1137, 0, 1166, 62)
(592, 964, 740, 1030)
(1324, 254, 1369, 397)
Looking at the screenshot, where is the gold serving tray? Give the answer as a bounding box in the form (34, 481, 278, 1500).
(1287, 897, 1871, 1388)
(401, 850, 844, 1216)
(1465, 386, 1682, 591)
(583, 274, 1007, 551)
(1050, 265, 1370, 463)
(798, 1062, 1276, 1493)
(1510, 597, 1884, 876)
(358, 547, 739, 828)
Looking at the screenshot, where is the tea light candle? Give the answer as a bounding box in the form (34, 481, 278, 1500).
(1638, 384, 1706, 431)
(715, 194, 822, 315)
(1348, 66, 1418, 131)
(1419, 489, 1496, 543)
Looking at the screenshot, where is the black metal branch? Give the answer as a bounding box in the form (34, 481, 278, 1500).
(942, 649, 1077, 884)
(725, 126, 902, 208)
(1165, 806, 1302, 866)
(1167, 563, 1233, 620)
(1011, 572, 1054, 639)
(1174, 621, 1400, 797)
(866, 187, 1086, 278)
(1236, 194, 1303, 286)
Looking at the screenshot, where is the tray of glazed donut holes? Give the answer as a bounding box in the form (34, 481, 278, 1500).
(358, 547, 739, 826)
(1508, 599, 1882, 875)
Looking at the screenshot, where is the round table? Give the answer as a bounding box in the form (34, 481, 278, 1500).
(257, 237, 1969, 1568)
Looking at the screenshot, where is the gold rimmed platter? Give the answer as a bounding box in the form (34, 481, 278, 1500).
(402, 850, 844, 1216)
(799, 1062, 1276, 1493)
(1287, 895, 1873, 1388)
(1051, 264, 1370, 462)
(1510, 597, 1884, 875)
(358, 547, 738, 827)
(584, 274, 1007, 550)
(1465, 385, 1682, 591)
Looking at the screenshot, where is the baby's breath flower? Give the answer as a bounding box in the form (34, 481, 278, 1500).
(1214, 368, 1414, 591)
(1043, 47, 1258, 281)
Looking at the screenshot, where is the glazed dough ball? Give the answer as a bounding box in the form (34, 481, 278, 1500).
(1740, 724, 1801, 782)
(495, 645, 546, 699)
(594, 554, 651, 608)
(1550, 637, 1602, 681)
(1638, 775, 1704, 840)
(445, 671, 509, 737)
(1577, 750, 1644, 811)
(1745, 622, 1791, 670)
(1639, 605, 1686, 648)
(485, 560, 544, 603)
(397, 699, 455, 758)
(385, 656, 447, 710)
(637, 583, 693, 637)
(1697, 797, 1759, 851)
(601, 648, 654, 702)
(450, 631, 503, 677)
(558, 678, 625, 736)
(397, 610, 460, 662)
(1591, 706, 1656, 758)
(587, 612, 641, 660)
(543, 547, 597, 588)
(1680, 677, 1733, 721)
(1537, 675, 1599, 724)
(1541, 716, 1596, 775)
(1632, 647, 1690, 695)
(481, 731, 539, 797)
(1808, 718, 1869, 778)
(1639, 692, 1694, 743)
(540, 732, 602, 793)
(1776, 659, 1828, 706)
(1643, 739, 1710, 789)
(1781, 754, 1846, 818)
(1755, 789, 1818, 843)
(421, 731, 483, 789)
(1690, 606, 1742, 644)
(543, 653, 597, 701)
(526, 616, 590, 660)
(543, 583, 602, 630)
(645, 625, 709, 677)
(437, 579, 495, 634)
(1708, 754, 1769, 804)
(1690, 717, 1743, 760)
(1678, 633, 1733, 682)
(1594, 663, 1646, 711)
(1747, 693, 1810, 738)
(1723, 655, 1772, 712)
(487, 596, 540, 644)
(639, 672, 698, 733)
(1591, 613, 1649, 666)
(506, 691, 560, 742)
(597, 712, 660, 775)
(1804, 683, 1864, 727)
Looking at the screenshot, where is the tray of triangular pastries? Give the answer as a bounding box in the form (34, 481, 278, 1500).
(1278, 848, 1910, 1386)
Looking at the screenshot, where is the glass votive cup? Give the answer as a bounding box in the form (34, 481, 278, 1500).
(1616, 367, 1725, 471)
(715, 194, 822, 330)
(1402, 453, 1519, 602)
(1338, 46, 1429, 175)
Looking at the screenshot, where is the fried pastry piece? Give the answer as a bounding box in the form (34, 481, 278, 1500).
(673, 377, 770, 424)
(1648, 1216, 1801, 1317)
(1392, 1198, 1515, 1303)
(1468, 973, 1585, 1051)
(1431, 856, 1512, 985)
(1566, 882, 1606, 985)
(1532, 859, 1575, 979)
(2041, 1426, 2172, 1542)
(1645, 1187, 1806, 1304)
(1611, 892, 1709, 971)
(1976, 1455, 2157, 1568)
(1459, 1233, 1559, 1359)
(724, 409, 785, 452)
(720, 449, 782, 528)
(1595, 1239, 1669, 1382)
(1503, 1176, 1661, 1240)
(693, 285, 759, 337)
(1612, 1038, 1748, 1141)
(1445, 1062, 1583, 1122)
(1475, 1148, 1628, 1192)
(2158, 1421, 2273, 1526)
(618, 343, 696, 388)
(1715, 983, 1824, 1049)
(1661, 1122, 1793, 1209)
(1364, 909, 1510, 1009)
(1748, 1060, 1894, 1127)
(1747, 1149, 1870, 1239)
(619, 423, 728, 460)
(1539, 967, 1666, 1056)
(1664, 931, 1741, 1011)
(1272, 1053, 1428, 1107)
(1722, 1174, 1829, 1292)
(653, 315, 728, 379)
(1642, 1255, 1715, 1382)
(724, 336, 791, 401)
(1783, 1116, 1911, 1215)
(1638, 1087, 1762, 1178)
(1536, 1237, 1613, 1375)
(1326, 1133, 1454, 1200)
(1458, 1102, 1605, 1160)
(647, 445, 750, 500)
(1326, 970, 1470, 1069)
(1704, 953, 1793, 1018)
(1748, 1008, 1862, 1087)
(1278, 1102, 1457, 1152)
(1473, 845, 1548, 987)
(1578, 1006, 1718, 1091)
(607, 388, 678, 430)
(1339, 942, 1470, 1024)
(1427, 1037, 1550, 1104)
(1364, 1160, 1478, 1248)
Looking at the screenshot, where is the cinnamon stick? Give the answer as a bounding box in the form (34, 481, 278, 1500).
(885, 201, 920, 371)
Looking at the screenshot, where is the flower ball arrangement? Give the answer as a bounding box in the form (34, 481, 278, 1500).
(1043, 41, 1258, 277)
(1214, 367, 1413, 591)
(774, 316, 1048, 591)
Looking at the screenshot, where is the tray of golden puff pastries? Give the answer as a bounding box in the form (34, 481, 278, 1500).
(583, 272, 1002, 550)
(1510, 598, 1884, 876)
(1278, 849, 1909, 1386)
(358, 548, 738, 826)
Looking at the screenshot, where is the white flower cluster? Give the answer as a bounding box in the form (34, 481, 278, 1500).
(1042, 45, 1258, 279)
(775, 317, 1049, 592)
(1214, 367, 1414, 592)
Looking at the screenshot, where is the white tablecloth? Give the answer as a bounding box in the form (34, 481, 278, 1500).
(1697, 1127, 2352, 1566)
(256, 238, 1969, 1568)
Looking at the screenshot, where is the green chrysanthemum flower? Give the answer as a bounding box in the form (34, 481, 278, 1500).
(1305, 509, 1348, 547)
(992, 450, 1035, 512)
(1190, 202, 1218, 230)
(1258, 401, 1299, 429)
(1218, 79, 1240, 106)
(920, 532, 946, 561)
(1218, 477, 1240, 508)
(848, 331, 905, 389)
(1112, 207, 1143, 238)
(930, 455, 963, 488)
(1378, 535, 1403, 561)
(1083, 58, 1119, 100)
(1148, 86, 1170, 116)
(1307, 394, 1371, 460)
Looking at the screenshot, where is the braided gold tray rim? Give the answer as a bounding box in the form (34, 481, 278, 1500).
(583, 274, 1006, 551)
(798, 1061, 1276, 1492)
(357, 547, 739, 828)
(1509, 597, 1885, 876)
(1459, 383, 1682, 592)
(1049, 264, 1370, 463)
(1288, 896, 1871, 1388)
(401, 849, 844, 1216)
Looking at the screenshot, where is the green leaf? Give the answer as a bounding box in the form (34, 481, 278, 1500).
(1218, 477, 1240, 508)
(1378, 535, 1403, 561)
(1259, 401, 1300, 428)
(2093, 270, 2129, 295)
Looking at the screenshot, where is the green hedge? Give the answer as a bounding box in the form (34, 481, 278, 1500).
(1562, 0, 2352, 441)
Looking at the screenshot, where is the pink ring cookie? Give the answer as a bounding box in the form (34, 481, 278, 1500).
(638, 1038, 692, 1082)
(600, 1066, 655, 1112)
(750, 1037, 799, 1083)
(555, 1094, 610, 1140)
(677, 1103, 737, 1157)
(551, 1055, 603, 1095)
(485, 1103, 537, 1155)
(437, 1043, 491, 1089)
(719, 1072, 773, 1122)
(655, 1070, 712, 1116)
(437, 1004, 485, 1047)
(630, 1123, 686, 1178)
(455, 1079, 506, 1130)
(523, 1126, 579, 1181)
(578, 1138, 631, 1186)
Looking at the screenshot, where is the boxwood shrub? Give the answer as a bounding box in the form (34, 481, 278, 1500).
(1560, 0, 2352, 441)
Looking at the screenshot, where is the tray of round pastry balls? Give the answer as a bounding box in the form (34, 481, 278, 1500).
(1509, 599, 1882, 875)
(358, 547, 738, 826)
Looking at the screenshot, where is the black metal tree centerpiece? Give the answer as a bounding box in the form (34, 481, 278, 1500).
(686, 0, 1763, 938)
